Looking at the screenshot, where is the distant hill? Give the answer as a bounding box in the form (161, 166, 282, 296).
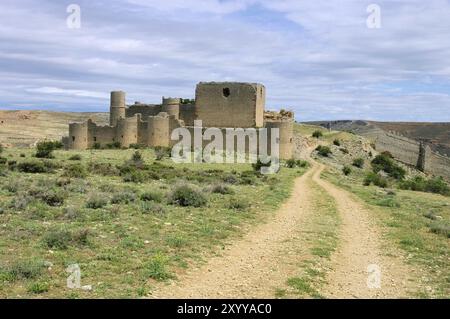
(305, 120, 450, 156)
(0, 110, 108, 147)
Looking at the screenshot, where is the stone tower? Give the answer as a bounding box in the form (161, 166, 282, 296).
(162, 97, 181, 119)
(417, 141, 431, 172)
(110, 91, 126, 126)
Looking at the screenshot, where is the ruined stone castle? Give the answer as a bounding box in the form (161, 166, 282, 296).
(67, 82, 294, 159)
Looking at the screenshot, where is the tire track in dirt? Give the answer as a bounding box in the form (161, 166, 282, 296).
(151, 165, 321, 299)
(312, 162, 412, 298)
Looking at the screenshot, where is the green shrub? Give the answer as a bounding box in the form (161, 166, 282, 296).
(286, 158, 296, 168)
(296, 160, 309, 168)
(132, 151, 144, 164)
(43, 228, 90, 249)
(123, 169, 146, 183)
(223, 174, 239, 184)
(429, 221, 450, 238)
(43, 229, 72, 249)
(340, 148, 349, 154)
(140, 202, 166, 216)
(35, 141, 62, 158)
(86, 194, 108, 209)
(399, 176, 450, 196)
(333, 139, 341, 146)
(286, 159, 308, 169)
(111, 191, 136, 204)
(142, 253, 172, 281)
(375, 197, 401, 208)
(352, 158, 365, 168)
(17, 160, 47, 173)
(71, 228, 91, 246)
(312, 130, 323, 138)
(364, 172, 388, 188)
(342, 166, 352, 176)
(1, 259, 46, 282)
(27, 281, 49, 294)
(316, 145, 332, 157)
(68, 154, 82, 161)
(88, 162, 119, 176)
(169, 183, 207, 207)
(0, 144, 3, 154)
(228, 197, 250, 211)
(105, 141, 121, 149)
(38, 189, 65, 206)
(140, 190, 164, 202)
(0, 157, 7, 165)
(425, 177, 450, 196)
(252, 158, 272, 172)
(371, 153, 405, 180)
(154, 146, 171, 160)
(8, 194, 33, 210)
(63, 163, 87, 178)
(92, 142, 102, 150)
(210, 184, 234, 195)
(129, 143, 145, 149)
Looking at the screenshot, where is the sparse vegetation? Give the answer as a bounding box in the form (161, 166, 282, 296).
(169, 183, 207, 207)
(68, 154, 82, 161)
(371, 153, 406, 180)
(399, 176, 450, 196)
(342, 166, 352, 176)
(352, 158, 365, 168)
(312, 130, 323, 138)
(333, 139, 341, 146)
(286, 159, 309, 169)
(86, 194, 108, 209)
(315, 145, 332, 157)
(63, 163, 87, 178)
(0, 146, 305, 297)
(364, 172, 388, 188)
(35, 140, 63, 158)
(17, 160, 48, 173)
(227, 197, 250, 211)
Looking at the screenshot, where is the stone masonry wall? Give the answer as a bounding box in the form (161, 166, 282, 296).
(195, 82, 265, 128)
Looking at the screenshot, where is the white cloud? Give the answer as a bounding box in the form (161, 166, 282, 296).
(0, 0, 449, 120)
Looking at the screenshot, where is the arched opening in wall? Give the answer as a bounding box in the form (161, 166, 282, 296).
(222, 88, 230, 98)
(93, 137, 97, 142)
(72, 136, 75, 142)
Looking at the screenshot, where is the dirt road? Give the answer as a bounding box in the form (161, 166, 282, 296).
(151, 161, 411, 298)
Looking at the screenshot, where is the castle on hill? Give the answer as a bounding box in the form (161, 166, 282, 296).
(66, 82, 294, 159)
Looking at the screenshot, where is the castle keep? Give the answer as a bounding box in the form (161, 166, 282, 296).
(67, 82, 294, 159)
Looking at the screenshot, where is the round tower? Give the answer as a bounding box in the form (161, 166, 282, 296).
(161, 97, 180, 119)
(110, 91, 126, 126)
(264, 120, 294, 160)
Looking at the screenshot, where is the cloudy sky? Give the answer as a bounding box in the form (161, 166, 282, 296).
(1, 0, 450, 121)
